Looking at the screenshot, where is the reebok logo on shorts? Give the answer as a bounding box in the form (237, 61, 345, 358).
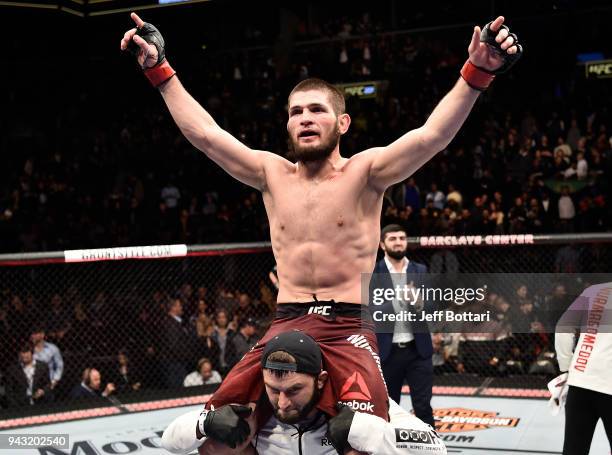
(339, 372, 375, 412)
(340, 372, 371, 401)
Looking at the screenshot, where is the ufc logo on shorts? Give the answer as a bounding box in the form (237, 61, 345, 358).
(308, 305, 331, 315)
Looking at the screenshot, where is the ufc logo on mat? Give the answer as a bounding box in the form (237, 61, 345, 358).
(308, 305, 331, 315)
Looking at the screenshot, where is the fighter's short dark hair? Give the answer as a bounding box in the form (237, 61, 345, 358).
(288, 78, 346, 115)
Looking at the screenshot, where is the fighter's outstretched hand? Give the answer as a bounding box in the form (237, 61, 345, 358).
(120, 12, 176, 87)
(468, 16, 522, 74)
(120, 12, 162, 69)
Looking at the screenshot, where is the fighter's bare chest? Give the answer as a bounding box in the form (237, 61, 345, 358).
(267, 175, 362, 225)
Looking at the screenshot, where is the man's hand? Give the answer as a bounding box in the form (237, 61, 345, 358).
(33, 389, 45, 399)
(120, 13, 160, 69)
(468, 16, 522, 73)
(103, 383, 116, 397)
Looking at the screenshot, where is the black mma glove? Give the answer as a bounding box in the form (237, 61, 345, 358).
(480, 21, 523, 74)
(126, 20, 175, 87)
(127, 22, 167, 66)
(197, 404, 252, 449)
(460, 21, 523, 91)
(326, 404, 356, 455)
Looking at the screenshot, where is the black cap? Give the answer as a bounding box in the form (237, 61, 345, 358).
(261, 330, 322, 375)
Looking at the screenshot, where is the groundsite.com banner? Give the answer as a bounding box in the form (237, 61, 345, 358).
(358, 273, 612, 334)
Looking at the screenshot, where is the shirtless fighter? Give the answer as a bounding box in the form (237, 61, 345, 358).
(120, 12, 522, 453)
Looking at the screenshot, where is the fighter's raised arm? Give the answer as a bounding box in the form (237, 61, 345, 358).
(366, 16, 522, 192)
(120, 13, 270, 191)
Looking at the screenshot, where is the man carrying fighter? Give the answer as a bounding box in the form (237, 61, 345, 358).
(162, 330, 447, 454)
(120, 12, 521, 453)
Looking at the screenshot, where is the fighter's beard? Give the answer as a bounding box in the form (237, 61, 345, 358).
(274, 386, 321, 424)
(288, 129, 340, 163)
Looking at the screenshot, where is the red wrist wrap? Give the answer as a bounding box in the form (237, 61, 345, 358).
(144, 60, 176, 87)
(460, 60, 495, 91)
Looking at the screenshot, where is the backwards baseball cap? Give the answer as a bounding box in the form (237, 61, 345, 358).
(261, 330, 322, 375)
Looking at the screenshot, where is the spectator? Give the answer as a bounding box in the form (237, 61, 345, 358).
(558, 185, 576, 232)
(215, 284, 239, 317)
(194, 319, 220, 369)
(191, 298, 212, 332)
(446, 184, 463, 210)
(158, 298, 197, 388)
(160, 178, 181, 211)
(526, 197, 543, 232)
(183, 357, 222, 387)
(431, 333, 463, 375)
(70, 368, 115, 399)
(539, 191, 557, 231)
(509, 295, 546, 368)
(232, 291, 256, 326)
(30, 325, 64, 390)
(541, 283, 572, 332)
(178, 283, 197, 317)
(110, 350, 142, 394)
(488, 202, 505, 234)
(5, 342, 51, 407)
(226, 318, 259, 371)
(425, 183, 445, 210)
(554, 137, 572, 160)
(508, 197, 527, 233)
(211, 309, 235, 375)
(457, 302, 511, 376)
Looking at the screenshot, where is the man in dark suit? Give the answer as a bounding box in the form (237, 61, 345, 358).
(5, 342, 51, 407)
(158, 298, 197, 388)
(371, 224, 434, 427)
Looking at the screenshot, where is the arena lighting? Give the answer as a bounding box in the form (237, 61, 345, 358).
(0, 0, 211, 16)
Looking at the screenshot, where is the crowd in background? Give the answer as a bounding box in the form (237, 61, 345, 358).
(1, 5, 611, 253)
(0, 279, 277, 409)
(0, 260, 585, 410)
